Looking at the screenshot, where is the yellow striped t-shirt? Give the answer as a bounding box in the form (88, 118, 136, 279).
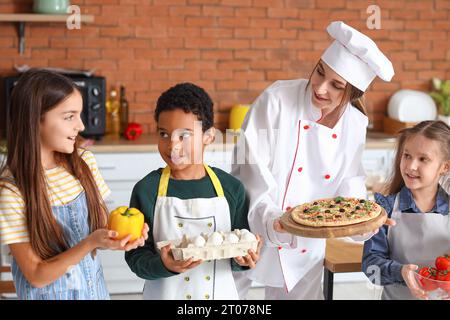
(0, 150, 111, 245)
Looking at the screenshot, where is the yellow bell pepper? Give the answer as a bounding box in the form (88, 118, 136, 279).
(108, 206, 145, 241)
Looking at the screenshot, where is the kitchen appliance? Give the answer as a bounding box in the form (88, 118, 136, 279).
(229, 104, 250, 131)
(387, 89, 437, 122)
(3, 74, 106, 139)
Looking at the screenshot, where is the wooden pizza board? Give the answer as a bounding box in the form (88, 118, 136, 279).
(280, 209, 388, 238)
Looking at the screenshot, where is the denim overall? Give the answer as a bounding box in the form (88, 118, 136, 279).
(11, 192, 110, 300)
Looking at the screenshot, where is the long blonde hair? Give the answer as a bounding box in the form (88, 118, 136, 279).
(384, 120, 450, 195)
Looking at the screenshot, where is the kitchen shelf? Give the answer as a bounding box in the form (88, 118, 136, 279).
(0, 13, 94, 22)
(0, 13, 95, 54)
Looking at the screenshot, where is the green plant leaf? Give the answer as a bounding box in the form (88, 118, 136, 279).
(442, 80, 450, 95)
(443, 99, 450, 116)
(432, 77, 442, 90)
(430, 92, 445, 104)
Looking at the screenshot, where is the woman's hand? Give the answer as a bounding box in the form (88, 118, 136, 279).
(88, 223, 150, 252)
(401, 264, 428, 300)
(160, 244, 203, 273)
(354, 218, 397, 239)
(234, 234, 263, 269)
(273, 218, 288, 233)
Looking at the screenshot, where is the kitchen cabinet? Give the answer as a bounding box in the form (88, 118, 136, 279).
(363, 149, 395, 198)
(94, 147, 394, 294)
(0, 141, 396, 295)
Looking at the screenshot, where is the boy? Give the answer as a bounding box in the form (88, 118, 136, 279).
(125, 83, 261, 300)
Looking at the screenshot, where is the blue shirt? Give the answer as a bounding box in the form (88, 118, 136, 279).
(362, 186, 449, 286)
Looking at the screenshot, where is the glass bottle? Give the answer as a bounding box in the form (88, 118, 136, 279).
(106, 88, 120, 136)
(119, 85, 129, 136)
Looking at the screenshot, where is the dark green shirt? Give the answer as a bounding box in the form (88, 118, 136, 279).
(125, 167, 250, 280)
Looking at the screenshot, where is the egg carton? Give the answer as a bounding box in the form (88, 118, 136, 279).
(157, 240, 258, 261)
(156, 231, 258, 261)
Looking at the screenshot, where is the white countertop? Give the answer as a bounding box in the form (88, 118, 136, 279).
(84, 131, 397, 153)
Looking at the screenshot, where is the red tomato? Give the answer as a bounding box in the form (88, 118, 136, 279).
(418, 267, 438, 291)
(435, 254, 450, 271)
(436, 270, 450, 292)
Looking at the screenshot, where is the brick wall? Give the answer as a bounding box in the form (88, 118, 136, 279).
(0, 0, 449, 134)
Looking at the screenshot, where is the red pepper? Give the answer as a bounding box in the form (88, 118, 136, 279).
(124, 123, 143, 140)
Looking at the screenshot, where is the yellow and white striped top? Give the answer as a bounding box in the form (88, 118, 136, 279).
(0, 150, 111, 245)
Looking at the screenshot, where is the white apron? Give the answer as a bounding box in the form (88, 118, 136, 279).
(143, 165, 239, 300)
(382, 195, 450, 300)
(232, 79, 369, 295)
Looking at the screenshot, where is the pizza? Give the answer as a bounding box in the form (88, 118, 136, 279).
(290, 196, 383, 227)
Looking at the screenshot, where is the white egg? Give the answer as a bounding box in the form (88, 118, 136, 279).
(240, 232, 256, 242)
(193, 235, 206, 247)
(180, 234, 190, 248)
(206, 232, 223, 246)
(225, 233, 240, 244)
(200, 232, 209, 240)
(239, 229, 250, 235)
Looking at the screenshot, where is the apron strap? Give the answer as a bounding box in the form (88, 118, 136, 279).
(157, 165, 225, 197)
(157, 166, 171, 197)
(204, 165, 224, 197)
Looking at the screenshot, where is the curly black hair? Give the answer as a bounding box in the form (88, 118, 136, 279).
(154, 82, 214, 132)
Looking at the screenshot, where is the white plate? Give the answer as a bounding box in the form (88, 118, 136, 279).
(388, 90, 437, 122)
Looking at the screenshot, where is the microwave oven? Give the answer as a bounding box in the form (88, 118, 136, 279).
(3, 74, 106, 139)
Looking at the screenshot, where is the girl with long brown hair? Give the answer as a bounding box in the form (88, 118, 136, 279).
(0, 69, 148, 299)
(362, 121, 450, 300)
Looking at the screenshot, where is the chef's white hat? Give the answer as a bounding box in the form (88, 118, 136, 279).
(321, 21, 395, 92)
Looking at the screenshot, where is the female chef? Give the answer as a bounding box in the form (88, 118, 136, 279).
(232, 21, 395, 300)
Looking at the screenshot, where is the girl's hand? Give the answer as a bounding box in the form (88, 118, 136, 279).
(384, 218, 396, 227)
(88, 223, 150, 252)
(160, 244, 203, 273)
(234, 234, 263, 269)
(88, 229, 131, 250)
(401, 264, 428, 300)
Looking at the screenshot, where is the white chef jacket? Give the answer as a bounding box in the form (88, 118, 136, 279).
(231, 79, 369, 292)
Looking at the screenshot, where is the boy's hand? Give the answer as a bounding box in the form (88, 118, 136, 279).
(234, 234, 263, 269)
(120, 223, 150, 251)
(160, 244, 203, 273)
